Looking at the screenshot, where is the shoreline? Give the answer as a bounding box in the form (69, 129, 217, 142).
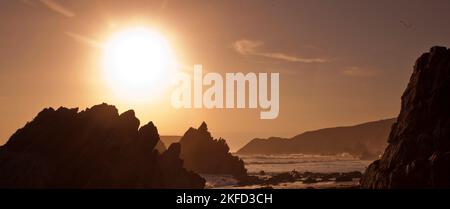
(204, 170, 363, 189)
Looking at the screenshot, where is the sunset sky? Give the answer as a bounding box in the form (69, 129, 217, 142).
(1, 0, 450, 151)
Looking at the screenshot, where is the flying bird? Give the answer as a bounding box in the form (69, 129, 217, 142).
(400, 20, 413, 29)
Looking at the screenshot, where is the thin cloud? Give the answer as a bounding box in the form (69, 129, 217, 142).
(65, 32, 102, 48)
(39, 0, 75, 18)
(233, 39, 328, 63)
(342, 67, 380, 77)
(259, 52, 327, 63)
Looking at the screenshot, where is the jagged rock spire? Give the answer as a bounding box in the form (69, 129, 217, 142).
(198, 121, 208, 132)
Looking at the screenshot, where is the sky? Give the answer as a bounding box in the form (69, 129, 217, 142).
(1, 0, 450, 151)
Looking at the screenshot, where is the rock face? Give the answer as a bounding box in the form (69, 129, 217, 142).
(159, 135, 182, 148)
(155, 140, 167, 153)
(237, 119, 395, 159)
(179, 122, 248, 179)
(361, 46, 450, 188)
(0, 103, 205, 188)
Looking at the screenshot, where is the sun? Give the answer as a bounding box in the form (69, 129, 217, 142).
(102, 26, 176, 102)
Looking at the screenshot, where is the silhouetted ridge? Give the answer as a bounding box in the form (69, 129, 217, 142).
(237, 118, 396, 159)
(158, 135, 181, 150)
(155, 140, 167, 153)
(0, 103, 205, 188)
(361, 46, 450, 188)
(179, 122, 247, 179)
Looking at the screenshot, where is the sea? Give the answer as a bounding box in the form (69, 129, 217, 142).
(203, 153, 373, 189)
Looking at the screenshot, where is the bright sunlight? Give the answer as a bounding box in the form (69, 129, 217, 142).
(102, 27, 176, 102)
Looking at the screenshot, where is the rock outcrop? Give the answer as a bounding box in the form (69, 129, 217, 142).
(155, 140, 167, 153)
(361, 46, 450, 188)
(0, 103, 205, 188)
(237, 119, 395, 159)
(159, 135, 182, 148)
(179, 122, 248, 179)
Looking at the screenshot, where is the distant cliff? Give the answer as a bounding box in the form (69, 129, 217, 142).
(0, 103, 204, 188)
(179, 122, 248, 179)
(237, 118, 396, 159)
(361, 46, 450, 188)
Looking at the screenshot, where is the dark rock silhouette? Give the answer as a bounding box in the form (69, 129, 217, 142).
(0, 103, 205, 188)
(361, 46, 450, 188)
(154, 136, 184, 153)
(155, 140, 166, 153)
(159, 135, 182, 148)
(237, 119, 395, 159)
(179, 122, 248, 180)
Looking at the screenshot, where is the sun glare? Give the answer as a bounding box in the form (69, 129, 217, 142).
(102, 27, 176, 102)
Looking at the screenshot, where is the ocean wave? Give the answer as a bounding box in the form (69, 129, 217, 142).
(244, 159, 362, 165)
(236, 154, 372, 174)
(237, 153, 356, 160)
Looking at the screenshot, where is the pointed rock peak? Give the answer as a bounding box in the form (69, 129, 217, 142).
(77, 103, 120, 122)
(142, 121, 156, 129)
(198, 121, 208, 132)
(88, 103, 119, 114)
(36, 107, 55, 118)
(181, 127, 197, 138)
(139, 121, 158, 134)
(119, 110, 139, 124)
(120, 109, 135, 118)
(138, 121, 160, 150)
(117, 110, 140, 132)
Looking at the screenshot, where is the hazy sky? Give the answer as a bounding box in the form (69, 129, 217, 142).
(1, 0, 450, 150)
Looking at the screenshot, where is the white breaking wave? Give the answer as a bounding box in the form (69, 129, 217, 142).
(235, 154, 371, 174)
